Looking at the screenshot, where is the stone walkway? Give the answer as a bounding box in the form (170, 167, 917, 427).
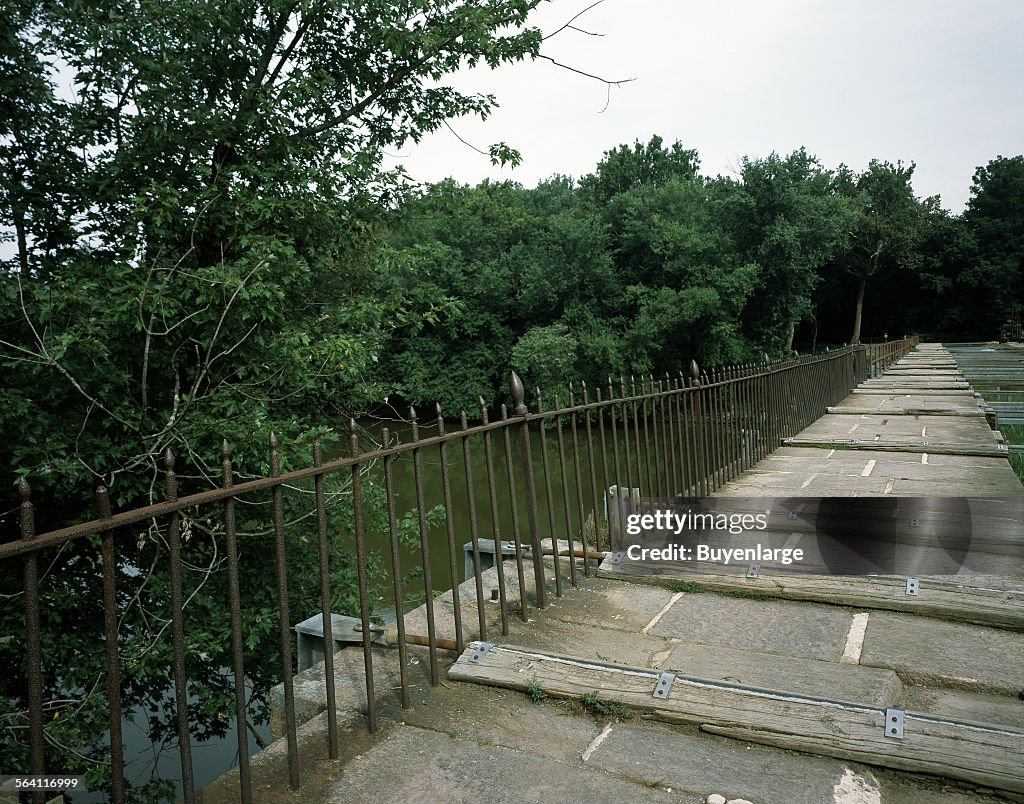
(202, 344, 1024, 804)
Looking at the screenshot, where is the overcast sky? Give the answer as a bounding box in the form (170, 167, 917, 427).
(384, 0, 1024, 212)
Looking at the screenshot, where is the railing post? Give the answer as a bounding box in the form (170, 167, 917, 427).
(219, 443, 253, 800)
(19, 479, 46, 804)
(97, 486, 127, 804)
(510, 371, 546, 609)
(164, 449, 198, 802)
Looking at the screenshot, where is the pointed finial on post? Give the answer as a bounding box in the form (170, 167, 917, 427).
(690, 360, 700, 385)
(19, 477, 35, 540)
(163, 448, 178, 500)
(96, 486, 112, 519)
(509, 371, 528, 415)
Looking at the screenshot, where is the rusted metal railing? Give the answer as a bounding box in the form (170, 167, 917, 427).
(0, 337, 918, 802)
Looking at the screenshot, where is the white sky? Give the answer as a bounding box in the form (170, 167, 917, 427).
(385, 0, 1024, 212)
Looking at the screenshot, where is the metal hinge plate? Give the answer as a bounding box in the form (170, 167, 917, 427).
(885, 708, 905, 738)
(747, 564, 761, 578)
(653, 671, 675, 699)
(468, 642, 495, 664)
(905, 578, 919, 596)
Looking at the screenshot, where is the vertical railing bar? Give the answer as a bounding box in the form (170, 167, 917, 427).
(675, 375, 690, 495)
(511, 373, 547, 607)
(349, 421, 377, 732)
(464, 407, 491, 639)
(536, 391, 565, 594)
(163, 449, 198, 801)
(727, 368, 739, 480)
(218, 445, 252, 802)
(409, 409, 439, 686)
(704, 371, 717, 491)
(96, 486, 126, 804)
(743, 365, 756, 467)
(712, 370, 726, 489)
(553, 392, 579, 580)
(436, 407, 466, 654)
(651, 376, 665, 498)
(581, 382, 603, 560)
(649, 375, 661, 497)
(639, 377, 655, 500)
(655, 376, 671, 495)
(269, 436, 300, 786)
(567, 384, 590, 579)
(476, 405, 506, 637)
(381, 428, 411, 708)
(311, 441, 339, 759)
(501, 404, 531, 621)
(664, 375, 679, 496)
(629, 376, 645, 503)
(696, 364, 712, 491)
(18, 480, 46, 804)
(596, 386, 613, 553)
(608, 379, 627, 545)
(620, 377, 635, 503)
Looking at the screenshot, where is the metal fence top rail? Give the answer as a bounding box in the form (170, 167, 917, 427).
(1, 343, 888, 560)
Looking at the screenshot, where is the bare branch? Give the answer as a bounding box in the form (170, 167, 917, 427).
(534, 53, 635, 112)
(542, 0, 608, 41)
(442, 120, 490, 159)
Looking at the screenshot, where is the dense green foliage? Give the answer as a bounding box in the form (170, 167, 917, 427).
(1, 0, 543, 797)
(379, 140, 1024, 409)
(2, 0, 1022, 797)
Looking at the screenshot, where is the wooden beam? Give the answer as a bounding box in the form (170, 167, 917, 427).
(450, 643, 1024, 794)
(782, 437, 1008, 457)
(596, 562, 1024, 629)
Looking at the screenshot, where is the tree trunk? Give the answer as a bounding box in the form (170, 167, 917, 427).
(784, 320, 795, 351)
(850, 276, 866, 345)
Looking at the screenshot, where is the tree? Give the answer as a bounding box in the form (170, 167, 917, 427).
(579, 134, 700, 207)
(0, 1, 549, 796)
(834, 160, 928, 344)
(962, 155, 1024, 337)
(733, 149, 853, 351)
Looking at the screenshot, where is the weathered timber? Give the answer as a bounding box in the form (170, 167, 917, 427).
(782, 437, 1009, 457)
(852, 388, 977, 396)
(449, 643, 1024, 794)
(595, 561, 1024, 629)
(826, 407, 985, 417)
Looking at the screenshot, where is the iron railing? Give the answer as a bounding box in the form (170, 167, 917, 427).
(0, 337, 917, 803)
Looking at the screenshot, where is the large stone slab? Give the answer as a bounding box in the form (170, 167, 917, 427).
(859, 610, 1024, 694)
(326, 723, 679, 803)
(647, 593, 853, 662)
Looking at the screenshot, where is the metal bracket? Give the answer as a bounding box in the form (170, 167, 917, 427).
(653, 671, 675, 699)
(884, 708, 905, 738)
(910, 517, 920, 527)
(612, 551, 625, 565)
(746, 564, 761, 578)
(468, 642, 495, 664)
(921, 440, 929, 446)
(788, 511, 798, 520)
(905, 578, 919, 596)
